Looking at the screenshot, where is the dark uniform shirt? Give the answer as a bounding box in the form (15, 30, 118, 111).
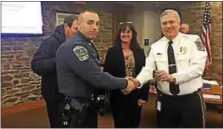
(56, 31, 127, 99)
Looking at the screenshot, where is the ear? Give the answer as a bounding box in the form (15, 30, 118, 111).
(77, 20, 81, 26)
(64, 23, 69, 31)
(76, 21, 81, 30)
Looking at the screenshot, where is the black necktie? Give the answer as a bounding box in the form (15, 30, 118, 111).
(168, 41, 180, 95)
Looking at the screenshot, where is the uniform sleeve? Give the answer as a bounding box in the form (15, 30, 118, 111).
(65, 44, 127, 90)
(136, 46, 156, 87)
(172, 36, 207, 84)
(31, 38, 56, 76)
(138, 49, 149, 101)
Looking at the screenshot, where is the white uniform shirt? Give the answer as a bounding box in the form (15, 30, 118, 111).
(136, 32, 207, 96)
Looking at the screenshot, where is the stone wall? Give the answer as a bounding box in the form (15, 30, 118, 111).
(2, 1, 222, 108)
(180, 2, 222, 83)
(1, 1, 131, 108)
(2, 38, 43, 108)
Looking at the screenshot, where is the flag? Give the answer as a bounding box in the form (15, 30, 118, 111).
(200, 2, 212, 71)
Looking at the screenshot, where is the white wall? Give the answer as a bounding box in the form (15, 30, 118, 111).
(143, 10, 161, 45)
(127, 3, 161, 55)
(128, 10, 144, 45)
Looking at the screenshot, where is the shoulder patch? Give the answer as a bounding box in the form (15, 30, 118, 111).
(194, 38, 205, 51)
(73, 45, 89, 61)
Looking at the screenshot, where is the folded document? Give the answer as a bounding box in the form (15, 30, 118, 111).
(203, 94, 221, 100)
(202, 79, 219, 85)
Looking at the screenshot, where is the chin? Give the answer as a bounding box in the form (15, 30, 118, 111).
(88, 36, 95, 40)
(121, 39, 130, 42)
(90, 36, 96, 39)
(122, 40, 130, 43)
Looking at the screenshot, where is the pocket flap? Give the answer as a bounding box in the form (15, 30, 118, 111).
(155, 56, 167, 62)
(177, 55, 190, 61)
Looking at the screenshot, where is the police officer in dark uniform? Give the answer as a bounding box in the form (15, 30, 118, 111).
(56, 10, 137, 128)
(31, 15, 78, 128)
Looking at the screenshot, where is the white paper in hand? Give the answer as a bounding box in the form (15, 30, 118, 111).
(202, 79, 219, 85)
(157, 101, 161, 111)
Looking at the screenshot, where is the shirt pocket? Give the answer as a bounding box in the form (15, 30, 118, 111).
(176, 54, 190, 70)
(155, 56, 167, 71)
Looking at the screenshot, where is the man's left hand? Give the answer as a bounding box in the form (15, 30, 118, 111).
(156, 70, 175, 83)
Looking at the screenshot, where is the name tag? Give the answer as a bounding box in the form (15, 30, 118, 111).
(157, 101, 161, 111)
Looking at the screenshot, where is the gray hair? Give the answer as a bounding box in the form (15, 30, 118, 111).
(64, 14, 78, 28)
(160, 9, 181, 23)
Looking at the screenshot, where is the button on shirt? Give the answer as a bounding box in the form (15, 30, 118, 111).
(136, 32, 207, 96)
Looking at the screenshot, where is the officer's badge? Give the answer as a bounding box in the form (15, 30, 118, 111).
(194, 38, 205, 51)
(73, 45, 89, 61)
(180, 46, 188, 54)
(183, 46, 188, 54)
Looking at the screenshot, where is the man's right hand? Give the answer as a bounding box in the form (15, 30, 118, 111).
(127, 76, 141, 87)
(121, 77, 140, 95)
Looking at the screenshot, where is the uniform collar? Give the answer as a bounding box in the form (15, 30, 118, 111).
(163, 32, 183, 47)
(76, 31, 92, 43)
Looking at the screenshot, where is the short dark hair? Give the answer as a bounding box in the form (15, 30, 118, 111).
(64, 14, 78, 28)
(114, 22, 140, 50)
(79, 9, 99, 15)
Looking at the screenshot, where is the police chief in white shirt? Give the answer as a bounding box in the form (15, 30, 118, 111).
(134, 9, 207, 128)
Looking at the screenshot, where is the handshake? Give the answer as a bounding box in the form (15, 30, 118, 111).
(121, 70, 176, 95)
(121, 77, 140, 95)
